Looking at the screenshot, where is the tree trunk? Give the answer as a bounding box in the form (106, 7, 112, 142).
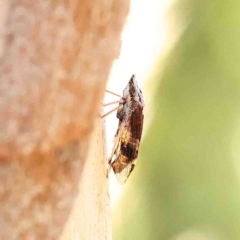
(0, 0, 129, 239)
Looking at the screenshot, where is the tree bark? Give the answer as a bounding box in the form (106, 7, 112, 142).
(0, 0, 129, 239)
(61, 118, 112, 240)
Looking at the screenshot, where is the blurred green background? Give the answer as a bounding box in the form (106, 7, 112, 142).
(113, 1, 240, 239)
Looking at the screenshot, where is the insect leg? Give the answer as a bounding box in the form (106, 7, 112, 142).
(105, 90, 121, 98)
(102, 100, 122, 107)
(101, 106, 119, 119)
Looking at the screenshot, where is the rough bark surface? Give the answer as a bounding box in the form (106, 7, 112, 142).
(0, 0, 129, 239)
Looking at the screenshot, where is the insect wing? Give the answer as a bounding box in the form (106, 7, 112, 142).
(115, 163, 135, 184)
(111, 113, 139, 184)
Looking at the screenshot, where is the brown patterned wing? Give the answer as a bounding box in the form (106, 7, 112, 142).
(111, 105, 144, 184)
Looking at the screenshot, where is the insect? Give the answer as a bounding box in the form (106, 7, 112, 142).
(102, 74, 144, 184)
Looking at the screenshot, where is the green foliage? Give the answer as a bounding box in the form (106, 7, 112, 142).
(114, 1, 240, 239)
